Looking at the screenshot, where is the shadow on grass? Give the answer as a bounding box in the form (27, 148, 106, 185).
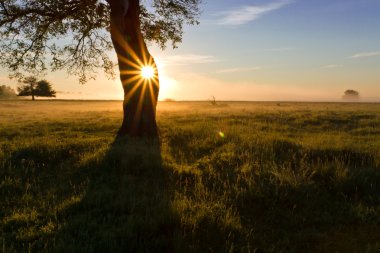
(51, 137, 183, 252)
(2, 134, 380, 252)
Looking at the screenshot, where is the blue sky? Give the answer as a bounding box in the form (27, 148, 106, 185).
(1, 0, 380, 101)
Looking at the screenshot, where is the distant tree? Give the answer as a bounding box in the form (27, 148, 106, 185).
(17, 76, 38, 101)
(209, 96, 217, 106)
(0, 85, 16, 99)
(343, 89, 360, 100)
(17, 77, 56, 100)
(36, 80, 56, 98)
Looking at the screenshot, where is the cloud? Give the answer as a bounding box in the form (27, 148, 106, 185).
(320, 64, 343, 69)
(158, 54, 219, 66)
(349, 51, 380, 59)
(216, 0, 294, 26)
(216, 67, 262, 73)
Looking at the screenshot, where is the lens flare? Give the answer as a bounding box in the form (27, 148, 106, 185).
(141, 66, 155, 79)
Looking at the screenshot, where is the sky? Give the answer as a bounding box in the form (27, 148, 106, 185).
(1, 0, 380, 101)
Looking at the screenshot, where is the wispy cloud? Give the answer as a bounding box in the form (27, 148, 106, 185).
(350, 51, 380, 59)
(320, 64, 343, 69)
(216, 67, 262, 73)
(159, 54, 219, 66)
(216, 0, 294, 26)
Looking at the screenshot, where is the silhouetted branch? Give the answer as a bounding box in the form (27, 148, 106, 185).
(0, 0, 201, 83)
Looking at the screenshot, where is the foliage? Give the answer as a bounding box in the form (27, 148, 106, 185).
(1, 101, 379, 252)
(17, 76, 56, 99)
(35, 80, 56, 97)
(17, 76, 37, 97)
(0, 84, 16, 98)
(343, 89, 360, 100)
(0, 0, 202, 83)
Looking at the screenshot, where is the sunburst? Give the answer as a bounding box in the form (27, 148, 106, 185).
(141, 66, 155, 79)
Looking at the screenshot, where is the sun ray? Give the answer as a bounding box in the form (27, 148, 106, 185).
(138, 38, 148, 66)
(124, 78, 144, 101)
(112, 30, 141, 63)
(132, 80, 148, 130)
(116, 54, 142, 70)
(112, 26, 163, 133)
(121, 75, 142, 86)
(119, 69, 142, 76)
(147, 78, 158, 109)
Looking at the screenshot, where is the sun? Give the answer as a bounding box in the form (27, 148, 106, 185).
(141, 66, 155, 79)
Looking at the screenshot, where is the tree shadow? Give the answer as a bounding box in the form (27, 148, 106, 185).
(4, 131, 379, 252)
(52, 137, 182, 252)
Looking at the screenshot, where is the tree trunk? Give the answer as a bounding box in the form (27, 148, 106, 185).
(109, 0, 159, 138)
(31, 84, 35, 101)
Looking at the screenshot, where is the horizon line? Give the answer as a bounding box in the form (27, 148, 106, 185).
(2, 98, 380, 104)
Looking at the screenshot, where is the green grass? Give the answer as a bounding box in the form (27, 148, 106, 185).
(1, 100, 380, 252)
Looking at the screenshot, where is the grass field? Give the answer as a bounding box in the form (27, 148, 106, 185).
(1, 100, 380, 252)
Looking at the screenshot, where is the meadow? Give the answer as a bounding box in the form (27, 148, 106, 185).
(0, 100, 379, 252)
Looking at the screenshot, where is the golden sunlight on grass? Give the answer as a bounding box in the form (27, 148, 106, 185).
(1, 101, 380, 252)
(141, 66, 155, 79)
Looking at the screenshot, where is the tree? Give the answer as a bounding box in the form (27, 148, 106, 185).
(0, 84, 16, 99)
(36, 80, 57, 97)
(343, 89, 360, 100)
(209, 96, 217, 106)
(17, 76, 38, 101)
(0, 0, 202, 137)
(17, 77, 56, 100)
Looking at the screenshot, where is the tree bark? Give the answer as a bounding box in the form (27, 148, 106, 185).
(109, 0, 159, 138)
(31, 84, 35, 101)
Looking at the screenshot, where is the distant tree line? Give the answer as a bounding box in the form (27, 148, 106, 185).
(0, 76, 56, 100)
(0, 85, 16, 99)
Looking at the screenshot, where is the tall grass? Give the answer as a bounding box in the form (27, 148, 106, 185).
(1, 101, 379, 252)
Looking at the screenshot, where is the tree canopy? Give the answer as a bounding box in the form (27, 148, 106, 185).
(0, 0, 201, 83)
(343, 89, 360, 100)
(18, 77, 56, 100)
